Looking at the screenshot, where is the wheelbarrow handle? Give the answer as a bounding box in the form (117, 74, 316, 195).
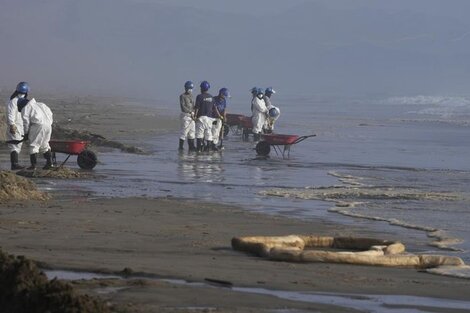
(293, 134, 316, 145)
(5, 135, 27, 145)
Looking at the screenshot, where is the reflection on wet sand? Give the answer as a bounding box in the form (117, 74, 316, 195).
(177, 152, 224, 182)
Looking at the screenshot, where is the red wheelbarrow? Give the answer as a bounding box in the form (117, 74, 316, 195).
(224, 113, 253, 138)
(255, 134, 316, 158)
(49, 140, 98, 169)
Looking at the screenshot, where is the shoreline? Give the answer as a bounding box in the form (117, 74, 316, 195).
(1, 95, 470, 311)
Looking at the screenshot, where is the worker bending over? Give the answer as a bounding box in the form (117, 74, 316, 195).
(18, 97, 54, 170)
(263, 87, 280, 133)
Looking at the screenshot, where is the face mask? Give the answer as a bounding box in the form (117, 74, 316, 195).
(187, 89, 193, 94)
(17, 94, 25, 98)
(257, 94, 264, 99)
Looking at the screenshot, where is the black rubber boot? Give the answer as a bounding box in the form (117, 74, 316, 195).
(196, 139, 203, 152)
(43, 150, 54, 170)
(203, 141, 211, 152)
(203, 141, 217, 152)
(188, 139, 196, 152)
(178, 139, 185, 150)
(210, 141, 219, 151)
(28, 153, 37, 170)
(10, 151, 24, 170)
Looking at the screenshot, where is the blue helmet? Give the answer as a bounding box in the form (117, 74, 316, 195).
(269, 107, 280, 118)
(200, 81, 210, 91)
(265, 87, 276, 95)
(219, 88, 230, 98)
(250, 87, 258, 95)
(256, 88, 264, 95)
(16, 82, 30, 94)
(184, 81, 194, 90)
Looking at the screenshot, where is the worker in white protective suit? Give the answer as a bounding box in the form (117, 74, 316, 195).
(251, 88, 268, 141)
(263, 87, 280, 133)
(5, 82, 30, 170)
(179, 80, 196, 151)
(18, 97, 54, 170)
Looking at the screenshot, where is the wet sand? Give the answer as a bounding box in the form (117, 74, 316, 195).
(1, 96, 470, 312)
(1, 197, 470, 312)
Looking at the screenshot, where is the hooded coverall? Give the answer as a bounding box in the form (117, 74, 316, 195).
(251, 97, 268, 134)
(263, 96, 280, 132)
(22, 98, 53, 154)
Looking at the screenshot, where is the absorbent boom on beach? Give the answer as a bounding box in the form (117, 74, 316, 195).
(231, 235, 465, 269)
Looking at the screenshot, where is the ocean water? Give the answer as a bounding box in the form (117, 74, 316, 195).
(17, 94, 470, 274)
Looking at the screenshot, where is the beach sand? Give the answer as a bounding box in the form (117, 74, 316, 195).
(1, 95, 470, 312)
(2, 197, 470, 313)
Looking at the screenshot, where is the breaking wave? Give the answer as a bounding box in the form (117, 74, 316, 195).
(381, 95, 470, 107)
(381, 95, 470, 120)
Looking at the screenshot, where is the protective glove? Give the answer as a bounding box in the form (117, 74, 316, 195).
(9, 125, 17, 135)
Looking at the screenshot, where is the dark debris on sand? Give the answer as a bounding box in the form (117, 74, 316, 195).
(16, 167, 92, 179)
(52, 124, 145, 154)
(0, 248, 111, 313)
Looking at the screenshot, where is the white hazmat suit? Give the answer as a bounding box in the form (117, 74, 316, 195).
(21, 98, 53, 154)
(6, 96, 25, 153)
(264, 98, 280, 133)
(251, 96, 268, 134)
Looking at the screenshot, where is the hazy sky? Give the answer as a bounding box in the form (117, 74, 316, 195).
(1, 0, 469, 101)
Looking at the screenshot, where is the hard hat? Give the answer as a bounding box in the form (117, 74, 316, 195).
(250, 87, 258, 95)
(184, 81, 194, 90)
(256, 88, 264, 95)
(219, 88, 230, 98)
(265, 87, 276, 95)
(269, 107, 280, 118)
(200, 81, 210, 91)
(16, 82, 30, 94)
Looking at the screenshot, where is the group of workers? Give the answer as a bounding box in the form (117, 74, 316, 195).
(179, 80, 229, 152)
(5, 82, 54, 170)
(179, 81, 280, 152)
(6, 80, 279, 171)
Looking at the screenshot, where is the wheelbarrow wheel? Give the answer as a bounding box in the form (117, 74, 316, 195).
(223, 124, 230, 137)
(77, 149, 97, 169)
(256, 141, 271, 156)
